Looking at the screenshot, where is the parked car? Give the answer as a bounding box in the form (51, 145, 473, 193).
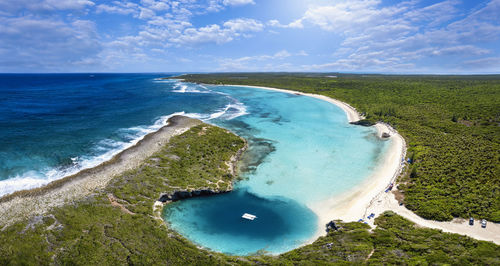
(469, 217, 474, 225)
(481, 219, 487, 228)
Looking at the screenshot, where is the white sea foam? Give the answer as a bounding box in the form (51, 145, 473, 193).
(0, 81, 248, 197)
(0, 111, 186, 197)
(172, 84, 188, 93)
(153, 78, 179, 83)
(223, 102, 248, 120)
(208, 109, 227, 120)
(183, 102, 248, 122)
(172, 83, 211, 94)
(0, 174, 57, 197)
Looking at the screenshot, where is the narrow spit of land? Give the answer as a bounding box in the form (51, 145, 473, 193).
(0, 120, 250, 265)
(0, 116, 203, 227)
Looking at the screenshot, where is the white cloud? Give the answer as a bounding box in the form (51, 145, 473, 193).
(43, 0, 95, 10)
(0, 0, 268, 71)
(299, 0, 403, 33)
(147, 17, 192, 28)
(430, 45, 490, 56)
(238, 50, 293, 61)
(216, 50, 310, 71)
(96, 2, 138, 15)
(223, 18, 264, 32)
(170, 18, 263, 45)
(139, 7, 156, 19)
(173, 24, 231, 44)
(290, 0, 500, 72)
(404, 0, 460, 26)
(222, 0, 255, 6)
(141, 0, 170, 11)
(0, 16, 101, 71)
(267, 19, 303, 29)
(463, 57, 500, 70)
(0, 0, 94, 12)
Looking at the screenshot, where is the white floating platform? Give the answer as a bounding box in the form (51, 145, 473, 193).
(242, 213, 257, 220)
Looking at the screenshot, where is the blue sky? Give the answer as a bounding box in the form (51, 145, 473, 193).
(0, 0, 499, 73)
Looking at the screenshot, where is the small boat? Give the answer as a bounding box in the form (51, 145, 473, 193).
(242, 213, 257, 220)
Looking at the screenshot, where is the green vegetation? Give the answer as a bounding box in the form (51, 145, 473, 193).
(0, 125, 246, 265)
(265, 211, 500, 265)
(106, 124, 244, 215)
(1, 122, 499, 265)
(179, 73, 500, 222)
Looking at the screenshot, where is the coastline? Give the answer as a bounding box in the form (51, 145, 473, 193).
(2, 78, 497, 249)
(216, 84, 500, 246)
(223, 85, 363, 123)
(219, 85, 406, 242)
(0, 115, 203, 227)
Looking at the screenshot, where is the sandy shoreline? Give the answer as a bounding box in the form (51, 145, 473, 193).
(220, 85, 405, 241)
(0, 116, 202, 227)
(219, 84, 500, 246)
(226, 85, 363, 123)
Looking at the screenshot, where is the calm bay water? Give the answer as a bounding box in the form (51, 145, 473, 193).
(165, 85, 390, 255)
(0, 74, 389, 255)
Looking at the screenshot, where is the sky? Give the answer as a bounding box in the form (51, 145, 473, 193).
(0, 0, 499, 73)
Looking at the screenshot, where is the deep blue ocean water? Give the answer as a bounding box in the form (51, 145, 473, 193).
(0, 74, 389, 255)
(0, 74, 231, 194)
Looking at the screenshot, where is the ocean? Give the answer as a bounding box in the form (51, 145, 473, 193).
(0, 74, 235, 194)
(0, 74, 389, 255)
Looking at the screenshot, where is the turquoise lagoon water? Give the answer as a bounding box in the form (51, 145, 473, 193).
(164, 85, 390, 255)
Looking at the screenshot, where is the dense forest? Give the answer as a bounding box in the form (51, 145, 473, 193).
(179, 73, 500, 222)
(1, 124, 498, 265)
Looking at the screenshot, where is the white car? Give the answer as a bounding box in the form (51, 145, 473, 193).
(481, 219, 487, 228)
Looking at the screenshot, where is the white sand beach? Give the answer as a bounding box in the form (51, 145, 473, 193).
(228, 85, 363, 122)
(225, 85, 404, 241)
(225, 84, 500, 245)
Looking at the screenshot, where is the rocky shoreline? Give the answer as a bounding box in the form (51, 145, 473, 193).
(0, 115, 203, 227)
(158, 142, 247, 202)
(152, 139, 247, 220)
